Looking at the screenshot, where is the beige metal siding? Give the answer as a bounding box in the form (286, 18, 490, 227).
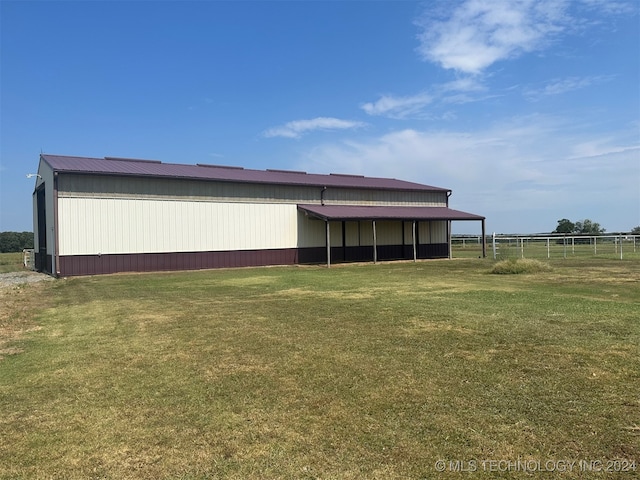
(58, 174, 448, 207)
(403, 222, 413, 245)
(359, 222, 374, 246)
(325, 188, 447, 206)
(55, 173, 453, 258)
(58, 197, 300, 255)
(375, 221, 403, 245)
(329, 221, 343, 246)
(345, 221, 360, 246)
(295, 217, 423, 249)
(58, 174, 319, 204)
(296, 213, 326, 248)
(418, 221, 447, 243)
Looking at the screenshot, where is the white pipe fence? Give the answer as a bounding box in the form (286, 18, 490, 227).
(451, 234, 639, 260)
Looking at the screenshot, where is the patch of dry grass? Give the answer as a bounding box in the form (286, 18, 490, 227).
(490, 258, 552, 274)
(0, 282, 53, 360)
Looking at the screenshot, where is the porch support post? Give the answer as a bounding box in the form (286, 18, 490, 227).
(448, 220, 452, 259)
(326, 220, 331, 268)
(412, 220, 417, 262)
(372, 220, 377, 264)
(481, 219, 487, 258)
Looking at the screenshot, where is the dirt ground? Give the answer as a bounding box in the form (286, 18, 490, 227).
(0, 271, 55, 288)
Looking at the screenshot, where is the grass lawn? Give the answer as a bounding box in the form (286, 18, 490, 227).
(1, 258, 638, 479)
(0, 252, 25, 273)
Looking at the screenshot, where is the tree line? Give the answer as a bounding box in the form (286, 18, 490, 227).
(0, 232, 34, 253)
(553, 219, 640, 235)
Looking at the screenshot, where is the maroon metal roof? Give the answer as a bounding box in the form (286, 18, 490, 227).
(297, 204, 485, 221)
(40, 154, 449, 192)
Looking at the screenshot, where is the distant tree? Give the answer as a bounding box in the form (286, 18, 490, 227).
(0, 232, 34, 253)
(553, 219, 575, 234)
(553, 218, 605, 235)
(631, 226, 640, 235)
(574, 219, 605, 235)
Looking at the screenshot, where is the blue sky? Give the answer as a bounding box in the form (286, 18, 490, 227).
(1, 0, 638, 234)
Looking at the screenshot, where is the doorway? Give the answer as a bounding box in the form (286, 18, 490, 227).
(35, 185, 49, 273)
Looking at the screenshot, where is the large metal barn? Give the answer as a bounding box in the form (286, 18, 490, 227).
(32, 154, 485, 276)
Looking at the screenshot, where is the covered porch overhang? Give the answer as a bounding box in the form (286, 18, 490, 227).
(297, 204, 486, 266)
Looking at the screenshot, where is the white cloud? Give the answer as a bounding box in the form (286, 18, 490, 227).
(440, 77, 486, 92)
(360, 79, 489, 119)
(415, 0, 635, 75)
(360, 92, 433, 118)
(569, 138, 638, 159)
(524, 75, 615, 99)
(297, 117, 640, 232)
(364, 2, 631, 120)
(415, 0, 569, 74)
(579, 0, 637, 16)
(263, 117, 367, 139)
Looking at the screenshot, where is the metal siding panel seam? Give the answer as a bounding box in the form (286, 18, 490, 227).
(180, 201, 188, 252)
(235, 203, 244, 250)
(57, 198, 67, 255)
(70, 199, 79, 254)
(127, 200, 136, 254)
(167, 201, 176, 251)
(345, 221, 359, 246)
(108, 199, 117, 253)
(226, 203, 235, 251)
(79, 199, 88, 254)
(200, 203, 208, 249)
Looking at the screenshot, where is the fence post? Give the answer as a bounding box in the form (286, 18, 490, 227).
(492, 232, 496, 260)
(620, 235, 623, 260)
(547, 237, 550, 259)
(594, 236, 597, 255)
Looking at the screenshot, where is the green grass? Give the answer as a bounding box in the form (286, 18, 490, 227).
(0, 252, 24, 273)
(1, 259, 639, 479)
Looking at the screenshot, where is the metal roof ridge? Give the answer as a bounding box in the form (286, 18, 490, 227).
(266, 168, 307, 174)
(329, 172, 365, 178)
(41, 153, 95, 160)
(104, 156, 162, 164)
(196, 163, 245, 170)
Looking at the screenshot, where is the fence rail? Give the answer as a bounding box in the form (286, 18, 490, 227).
(452, 234, 640, 260)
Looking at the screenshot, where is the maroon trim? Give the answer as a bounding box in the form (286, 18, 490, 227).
(298, 204, 485, 221)
(57, 244, 449, 276)
(58, 249, 298, 276)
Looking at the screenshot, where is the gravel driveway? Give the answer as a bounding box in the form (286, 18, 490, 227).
(0, 271, 55, 288)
